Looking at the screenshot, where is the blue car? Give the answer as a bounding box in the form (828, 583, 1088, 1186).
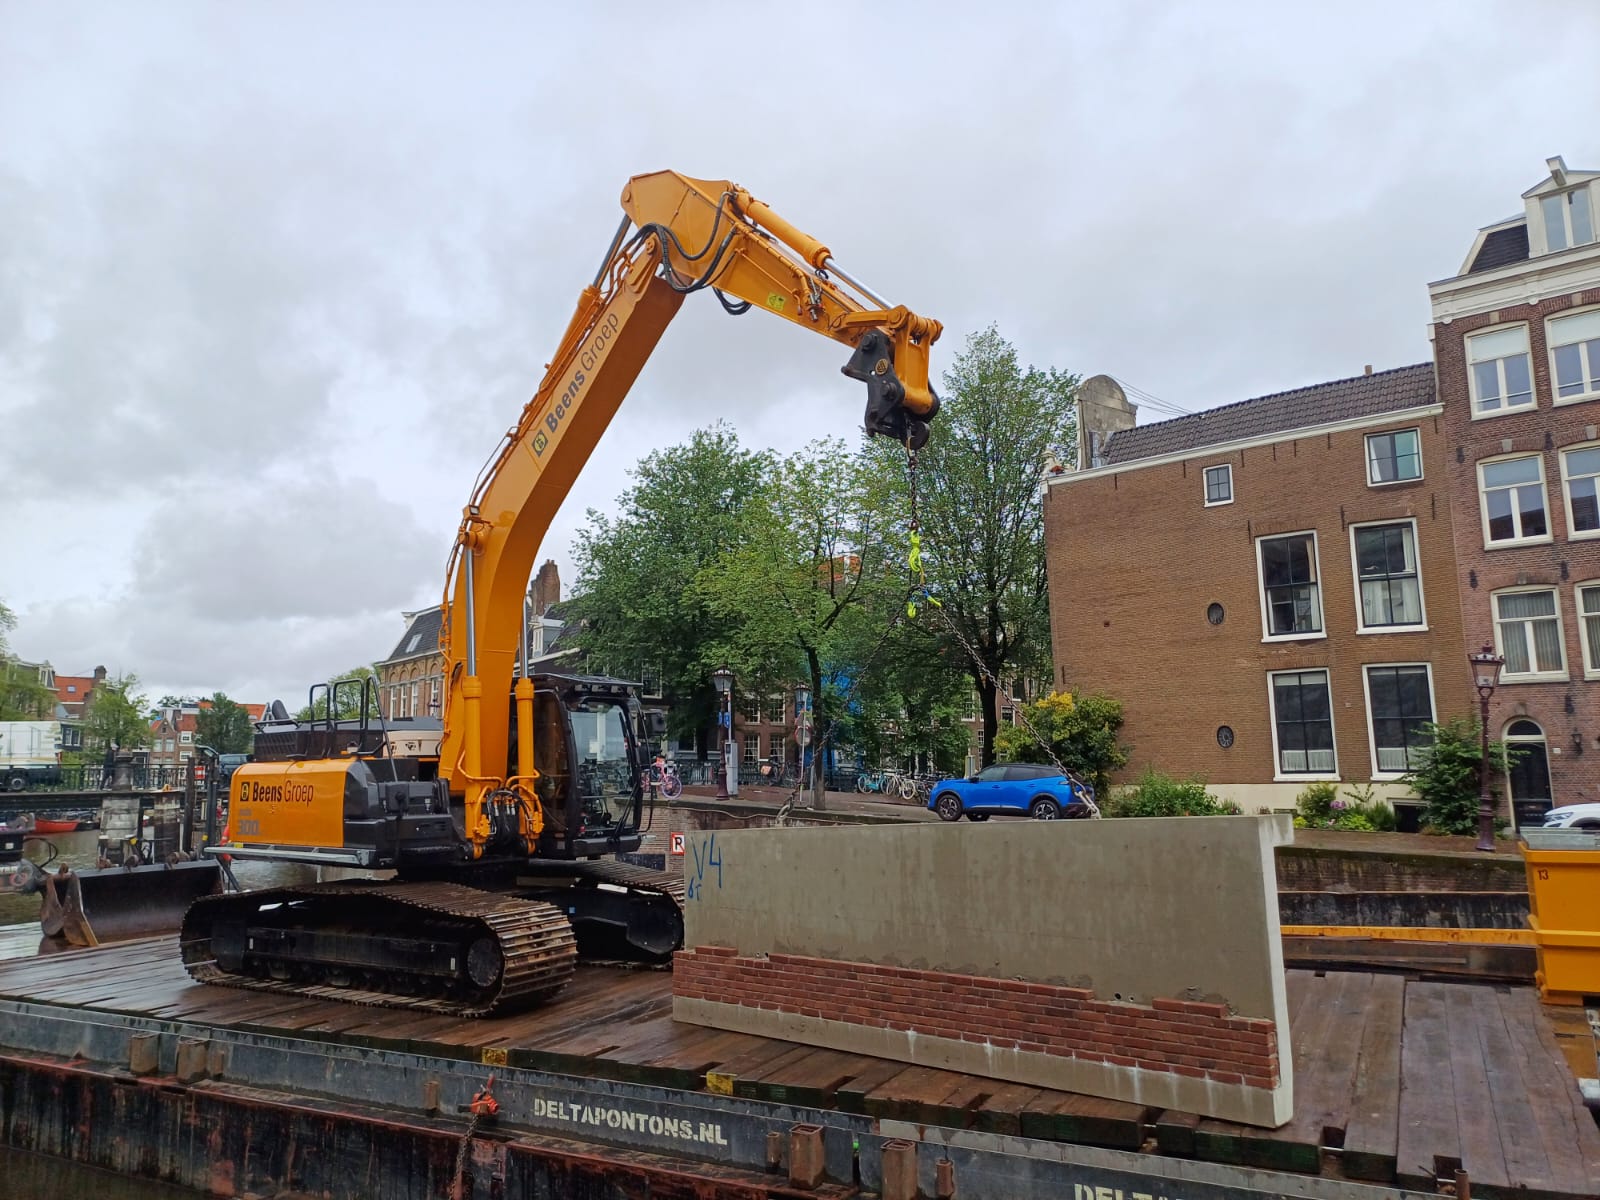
(929, 763, 1094, 822)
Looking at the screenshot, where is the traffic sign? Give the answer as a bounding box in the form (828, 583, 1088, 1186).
(669, 832, 685, 856)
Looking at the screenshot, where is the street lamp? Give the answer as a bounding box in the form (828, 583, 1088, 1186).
(1469, 644, 1505, 852)
(712, 665, 734, 801)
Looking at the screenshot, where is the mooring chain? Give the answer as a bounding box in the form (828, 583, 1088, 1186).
(449, 1110, 480, 1199)
(449, 1074, 498, 1199)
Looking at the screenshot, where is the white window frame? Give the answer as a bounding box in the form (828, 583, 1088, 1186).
(1349, 518, 1427, 633)
(742, 735, 759, 765)
(1466, 323, 1535, 419)
(1477, 452, 1553, 549)
(1492, 586, 1568, 683)
(1202, 463, 1233, 507)
(1364, 427, 1423, 487)
(1542, 187, 1596, 253)
(1548, 307, 1600, 408)
(1255, 530, 1326, 643)
(179, 731, 192, 745)
(1559, 441, 1600, 541)
(1267, 668, 1339, 782)
(1360, 662, 1437, 780)
(1575, 581, 1600, 680)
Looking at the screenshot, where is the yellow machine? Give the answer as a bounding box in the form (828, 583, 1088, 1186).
(181, 172, 943, 1015)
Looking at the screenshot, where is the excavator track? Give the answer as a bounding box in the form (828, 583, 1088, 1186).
(180, 880, 578, 1017)
(519, 857, 686, 962)
(554, 857, 687, 906)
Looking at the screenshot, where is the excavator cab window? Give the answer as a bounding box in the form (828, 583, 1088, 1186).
(530, 692, 570, 835)
(567, 698, 637, 834)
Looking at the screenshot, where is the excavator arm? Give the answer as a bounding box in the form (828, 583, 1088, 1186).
(438, 171, 942, 854)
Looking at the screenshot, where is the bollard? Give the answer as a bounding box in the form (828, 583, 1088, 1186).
(423, 1078, 441, 1114)
(935, 1157, 956, 1199)
(206, 1044, 227, 1079)
(128, 1033, 158, 1077)
(787, 1123, 825, 1190)
(766, 1130, 784, 1173)
(175, 1036, 209, 1083)
(881, 1139, 918, 1200)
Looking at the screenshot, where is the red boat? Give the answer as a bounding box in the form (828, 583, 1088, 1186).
(30, 817, 80, 835)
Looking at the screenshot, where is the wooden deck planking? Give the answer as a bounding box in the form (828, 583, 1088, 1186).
(1341, 970, 1405, 1182)
(1475, 985, 1561, 1194)
(1442, 984, 1511, 1191)
(1396, 982, 1461, 1191)
(862, 1063, 979, 1126)
(731, 1045, 869, 1109)
(1496, 990, 1600, 1196)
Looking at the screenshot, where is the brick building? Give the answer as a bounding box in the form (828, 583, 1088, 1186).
(1045, 367, 1472, 812)
(1429, 155, 1600, 823)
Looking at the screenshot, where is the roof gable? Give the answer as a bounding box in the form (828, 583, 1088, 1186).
(382, 607, 443, 664)
(1102, 363, 1436, 465)
(1467, 223, 1530, 274)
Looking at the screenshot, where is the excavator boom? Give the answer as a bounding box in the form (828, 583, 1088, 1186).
(183, 171, 942, 1015)
(439, 171, 943, 853)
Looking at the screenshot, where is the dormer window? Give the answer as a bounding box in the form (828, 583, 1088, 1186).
(1542, 188, 1595, 252)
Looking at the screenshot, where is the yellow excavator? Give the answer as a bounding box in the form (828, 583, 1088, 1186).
(179, 171, 943, 1015)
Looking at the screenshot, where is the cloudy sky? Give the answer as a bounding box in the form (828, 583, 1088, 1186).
(2, 1, 1596, 704)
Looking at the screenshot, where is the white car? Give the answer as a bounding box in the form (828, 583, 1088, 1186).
(1541, 802, 1600, 830)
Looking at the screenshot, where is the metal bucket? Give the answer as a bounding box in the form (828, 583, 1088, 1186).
(33, 860, 223, 946)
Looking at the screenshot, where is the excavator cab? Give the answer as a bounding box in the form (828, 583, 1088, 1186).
(517, 673, 648, 861)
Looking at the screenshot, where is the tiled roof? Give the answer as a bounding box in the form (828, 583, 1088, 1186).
(1102, 363, 1436, 465)
(382, 607, 443, 664)
(1467, 223, 1529, 274)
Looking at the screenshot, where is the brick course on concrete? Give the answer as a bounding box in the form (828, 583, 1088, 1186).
(1434, 285, 1600, 815)
(675, 947, 1282, 1092)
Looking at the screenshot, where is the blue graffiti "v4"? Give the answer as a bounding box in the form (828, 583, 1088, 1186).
(686, 834, 722, 901)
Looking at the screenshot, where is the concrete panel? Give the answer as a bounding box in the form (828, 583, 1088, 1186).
(682, 815, 1290, 1017)
(677, 815, 1294, 1126)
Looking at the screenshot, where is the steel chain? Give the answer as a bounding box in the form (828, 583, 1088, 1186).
(450, 1110, 481, 1199)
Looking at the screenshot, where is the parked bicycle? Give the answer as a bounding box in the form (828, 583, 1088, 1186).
(645, 756, 682, 801)
(757, 757, 800, 788)
(856, 768, 918, 800)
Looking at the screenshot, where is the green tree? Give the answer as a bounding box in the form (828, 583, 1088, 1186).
(1404, 718, 1520, 836)
(993, 691, 1128, 799)
(195, 693, 254, 753)
(699, 438, 897, 808)
(296, 666, 379, 720)
(832, 618, 972, 772)
(869, 326, 1078, 765)
(0, 599, 57, 720)
(571, 423, 772, 747)
(82, 673, 152, 753)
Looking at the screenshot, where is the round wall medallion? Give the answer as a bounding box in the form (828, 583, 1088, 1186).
(1217, 725, 1235, 748)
